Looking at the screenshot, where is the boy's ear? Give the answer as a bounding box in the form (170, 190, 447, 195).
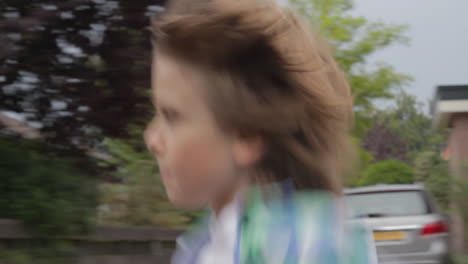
(232, 135, 264, 168)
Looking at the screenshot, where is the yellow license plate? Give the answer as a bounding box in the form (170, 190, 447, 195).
(373, 231, 406, 241)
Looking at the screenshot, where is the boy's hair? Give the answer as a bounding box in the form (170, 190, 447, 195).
(150, 0, 353, 194)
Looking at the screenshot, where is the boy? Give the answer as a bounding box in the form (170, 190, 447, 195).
(145, 0, 374, 263)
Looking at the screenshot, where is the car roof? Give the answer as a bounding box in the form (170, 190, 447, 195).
(344, 183, 426, 194)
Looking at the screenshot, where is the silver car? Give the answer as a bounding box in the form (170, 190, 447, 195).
(345, 184, 450, 264)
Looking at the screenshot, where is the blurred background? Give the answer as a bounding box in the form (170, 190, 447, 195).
(0, 0, 467, 263)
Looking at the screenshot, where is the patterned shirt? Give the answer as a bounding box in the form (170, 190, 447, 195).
(172, 182, 376, 264)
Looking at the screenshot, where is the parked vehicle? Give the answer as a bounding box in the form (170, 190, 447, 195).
(345, 184, 450, 264)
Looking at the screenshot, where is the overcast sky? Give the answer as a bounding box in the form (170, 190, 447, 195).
(351, 0, 468, 109)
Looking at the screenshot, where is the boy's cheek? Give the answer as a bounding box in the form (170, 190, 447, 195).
(165, 136, 232, 208)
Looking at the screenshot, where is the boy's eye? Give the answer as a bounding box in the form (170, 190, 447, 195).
(159, 107, 179, 123)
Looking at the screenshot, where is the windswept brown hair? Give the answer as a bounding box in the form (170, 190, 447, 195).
(150, 0, 353, 194)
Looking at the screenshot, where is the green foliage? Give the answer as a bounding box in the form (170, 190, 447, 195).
(362, 122, 409, 163)
(0, 136, 97, 259)
(374, 91, 447, 161)
(359, 147, 374, 170)
(0, 240, 76, 263)
(453, 254, 468, 264)
(359, 160, 414, 186)
(414, 151, 451, 210)
(0, 137, 97, 238)
(452, 165, 468, 245)
(290, 0, 412, 135)
(359, 92, 448, 187)
(97, 137, 197, 228)
(343, 137, 373, 187)
(0, 247, 31, 264)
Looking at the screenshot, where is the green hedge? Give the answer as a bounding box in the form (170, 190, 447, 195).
(0, 137, 97, 239)
(359, 159, 414, 186)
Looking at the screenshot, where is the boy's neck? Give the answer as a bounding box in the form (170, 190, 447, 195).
(212, 192, 236, 217)
(212, 179, 249, 217)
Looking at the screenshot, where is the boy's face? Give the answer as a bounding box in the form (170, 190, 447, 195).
(145, 54, 242, 210)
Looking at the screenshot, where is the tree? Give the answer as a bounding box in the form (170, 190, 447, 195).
(0, 0, 165, 150)
(0, 136, 98, 258)
(362, 122, 409, 163)
(359, 160, 414, 186)
(375, 91, 447, 161)
(342, 137, 373, 187)
(414, 151, 451, 210)
(0, 0, 411, 146)
(290, 0, 412, 135)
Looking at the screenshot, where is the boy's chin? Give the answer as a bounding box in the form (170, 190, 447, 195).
(167, 193, 207, 211)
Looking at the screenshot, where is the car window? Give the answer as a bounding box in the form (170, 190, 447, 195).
(346, 191, 429, 218)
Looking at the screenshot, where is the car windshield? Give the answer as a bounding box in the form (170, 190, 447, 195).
(346, 191, 429, 218)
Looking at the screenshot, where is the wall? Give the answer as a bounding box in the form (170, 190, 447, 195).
(0, 219, 181, 264)
(448, 113, 468, 253)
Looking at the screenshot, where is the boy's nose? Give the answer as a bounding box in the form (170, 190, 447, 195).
(144, 123, 164, 156)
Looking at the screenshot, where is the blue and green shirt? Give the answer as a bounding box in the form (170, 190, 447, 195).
(172, 182, 376, 264)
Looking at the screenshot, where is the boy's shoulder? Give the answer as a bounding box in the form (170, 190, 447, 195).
(241, 189, 376, 263)
(173, 188, 376, 264)
(245, 188, 340, 222)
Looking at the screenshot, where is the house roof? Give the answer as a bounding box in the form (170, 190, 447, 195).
(432, 85, 468, 128)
